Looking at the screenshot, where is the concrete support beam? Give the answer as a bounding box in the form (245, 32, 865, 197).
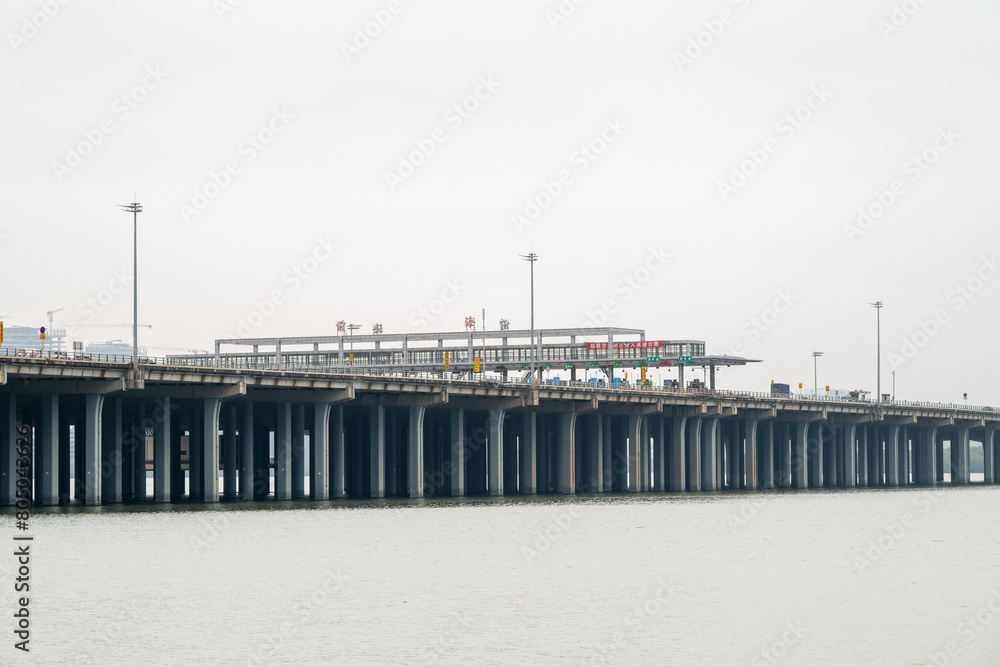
(701, 418, 719, 491)
(239, 403, 254, 501)
(952, 427, 970, 485)
(728, 422, 741, 489)
(154, 397, 172, 503)
(558, 412, 577, 494)
(518, 412, 536, 495)
(742, 420, 758, 490)
(59, 402, 71, 504)
(586, 414, 604, 492)
(274, 402, 292, 501)
(223, 405, 237, 499)
(132, 403, 146, 501)
(639, 417, 650, 492)
(331, 405, 346, 498)
(758, 421, 774, 490)
(807, 423, 823, 489)
(843, 424, 857, 488)
(408, 405, 425, 498)
(0, 395, 16, 506)
(601, 415, 613, 492)
(201, 398, 222, 502)
(170, 410, 184, 499)
(885, 425, 900, 487)
(898, 427, 910, 486)
(83, 394, 105, 505)
(386, 411, 398, 496)
(488, 409, 505, 496)
(311, 403, 331, 500)
(984, 429, 995, 484)
(916, 427, 938, 486)
(292, 404, 306, 499)
(38, 394, 59, 505)
(687, 417, 702, 492)
(857, 425, 868, 487)
(370, 405, 385, 498)
(653, 417, 665, 492)
(451, 409, 466, 496)
(101, 398, 123, 504)
(792, 422, 808, 489)
(627, 415, 641, 493)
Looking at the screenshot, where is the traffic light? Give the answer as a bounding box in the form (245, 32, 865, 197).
(474, 357, 481, 373)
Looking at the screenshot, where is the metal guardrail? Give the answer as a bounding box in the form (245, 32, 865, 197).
(1, 348, 995, 414)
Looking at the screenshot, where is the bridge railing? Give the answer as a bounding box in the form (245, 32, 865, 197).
(1, 350, 995, 414)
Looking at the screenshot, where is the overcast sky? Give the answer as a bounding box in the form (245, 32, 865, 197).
(2, 0, 998, 405)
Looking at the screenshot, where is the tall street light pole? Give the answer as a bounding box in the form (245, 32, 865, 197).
(520, 252, 537, 383)
(870, 301, 883, 404)
(118, 201, 142, 369)
(812, 351, 823, 398)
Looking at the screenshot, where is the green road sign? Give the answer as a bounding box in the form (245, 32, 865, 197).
(679, 355, 693, 362)
(646, 356, 660, 363)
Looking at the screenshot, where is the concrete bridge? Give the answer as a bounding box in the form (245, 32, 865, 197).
(1, 355, 997, 506)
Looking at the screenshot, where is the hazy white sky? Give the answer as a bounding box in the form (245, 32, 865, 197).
(2, 0, 998, 404)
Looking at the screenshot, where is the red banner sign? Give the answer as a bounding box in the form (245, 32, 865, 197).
(585, 340, 663, 350)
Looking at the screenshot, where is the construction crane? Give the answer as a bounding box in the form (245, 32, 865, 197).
(47, 307, 64, 330)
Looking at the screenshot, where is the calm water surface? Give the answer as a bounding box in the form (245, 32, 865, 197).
(9, 484, 1000, 666)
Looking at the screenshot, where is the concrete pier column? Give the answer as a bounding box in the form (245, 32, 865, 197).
(408, 406, 425, 498)
(222, 405, 237, 499)
(239, 404, 254, 500)
(728, 422, 741, 489)
(253, 419, 268, 499)
(601, 415, 613, 492)
(984, 430, 995, 484)
(451, 409, 466, 496)
(843, 424, 857, 488)
(0, 395, 16, 506)
(370, 405, 385, 499)
(189, 405, 203, 500)
(558, 412, 577, 494)
(857, 425, 868, 487)
(201, 398, 222, 502)
(132, 403, 147, 501)
(38, 394, 59, 506)
(311, 404, 331, 500)
(701, 418, 719, 491)
(488, 409, 505, 496)
(898, 427, 909, 486)
(154, 397, 172, 503)
(274, 402, 292, 500)
(758, 421, 774, 490)
(952, 427, 970, 485)
(101, 398, 122, 504)
(82, 394, 105, 505)
(742, 420, 758, 490)
(875, 427, 885, 485)
(822, 425, 836, 488)
(885, 425, 900, 487)
(807, 424, 823, 489)
(916, 427, 938, 485)
(503, 417, 519, 494)
(792, 422, 808, 489)
(58, 402, 71, 504)
(686, 417, 702, 492)
(331, 405, 346, 498)
(518, 412, 536, 495)
(935, 432, 945, 484)
(653, 417, 665, 492)
(585, 414, 604, 492)
(170, 410, 184, 499)
(627, 415, 641, 492)
(292, 404, 306, 499)
(386, 411, 398, 496)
